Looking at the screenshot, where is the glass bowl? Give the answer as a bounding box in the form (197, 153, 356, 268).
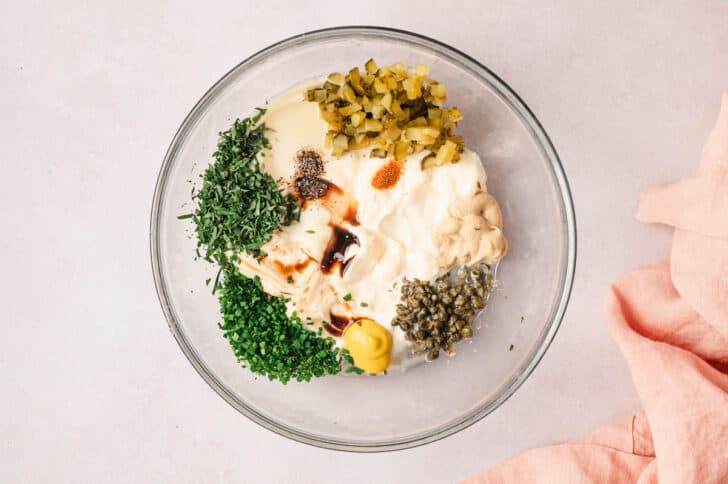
(150, 26, 576, 451)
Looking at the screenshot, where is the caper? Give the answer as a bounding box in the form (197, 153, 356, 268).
(392, 265, 496, 357)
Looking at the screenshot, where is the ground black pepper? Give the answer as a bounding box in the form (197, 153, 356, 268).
(295, 149, 324, 178)
(293, 149, 330, 200)
(295, 176, 330, 200)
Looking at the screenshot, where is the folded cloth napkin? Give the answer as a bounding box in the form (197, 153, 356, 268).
(464, 90, 728, 484)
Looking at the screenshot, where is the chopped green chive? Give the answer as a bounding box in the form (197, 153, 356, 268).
(218, 267, 348, 383)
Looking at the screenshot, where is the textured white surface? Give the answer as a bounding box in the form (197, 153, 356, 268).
(2, 1, 727, 482)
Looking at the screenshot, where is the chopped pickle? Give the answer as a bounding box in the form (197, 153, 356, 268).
(365, 58, 379, 75)
(305, 60, 465, 169)
(328, 72, 345, 85)
(370, 148, 388, 158)
(349, 111, 365, 127)
(421, 155, 438, 169)
(404, 126, 440, 145)
(338, 103, 362, 116)
(435, 140, 458, 165)
(380, 92, 392, 110)
(394, 141, 410, 162)
(363, 118, 383, 132)
(307, 88, 327, 103)
(373, 78, 388, 94)
(332, 133, 349, 156)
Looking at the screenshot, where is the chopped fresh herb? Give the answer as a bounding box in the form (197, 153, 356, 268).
(343, 293, 352, 301)
(212, 267, 223, 294)
(189, 110, 300, 262)
(205, 278, 211, 286)
(342, 349, 365, 374)
(305, 229, 316, 234)
(177, 213, 193, 219)
(287, 275, 293, 283)
(218, 266, 346, 383)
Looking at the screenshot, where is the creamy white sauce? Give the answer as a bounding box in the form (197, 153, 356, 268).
(233, 84, 500, 371)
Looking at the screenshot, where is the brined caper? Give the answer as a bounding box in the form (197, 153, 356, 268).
(390, 264, 494, 358)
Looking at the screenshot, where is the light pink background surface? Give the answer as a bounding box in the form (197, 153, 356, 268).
(2, 1, 727, 482)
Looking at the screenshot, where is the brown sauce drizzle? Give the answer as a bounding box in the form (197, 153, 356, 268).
(273, 258, 313, 276)
(320, 225, 359, 277)
(343, 201, 359, 226)
(322, 312, 351, 337)
(320, 179, 343, 197)
(299, 179, 343, 210)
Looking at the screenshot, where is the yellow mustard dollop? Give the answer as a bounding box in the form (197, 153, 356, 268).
(343, 319, 392, 374)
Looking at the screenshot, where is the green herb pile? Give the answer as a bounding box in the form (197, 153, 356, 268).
(182, 109, 300, 262)
(218, 266, 354, 383)
(180, 111, 355, 383)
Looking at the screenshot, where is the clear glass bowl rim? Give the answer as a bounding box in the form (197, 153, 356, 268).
(150, 25, 577, 452)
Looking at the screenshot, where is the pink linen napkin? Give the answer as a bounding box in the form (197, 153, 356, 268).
(465, 90, 728, 484)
